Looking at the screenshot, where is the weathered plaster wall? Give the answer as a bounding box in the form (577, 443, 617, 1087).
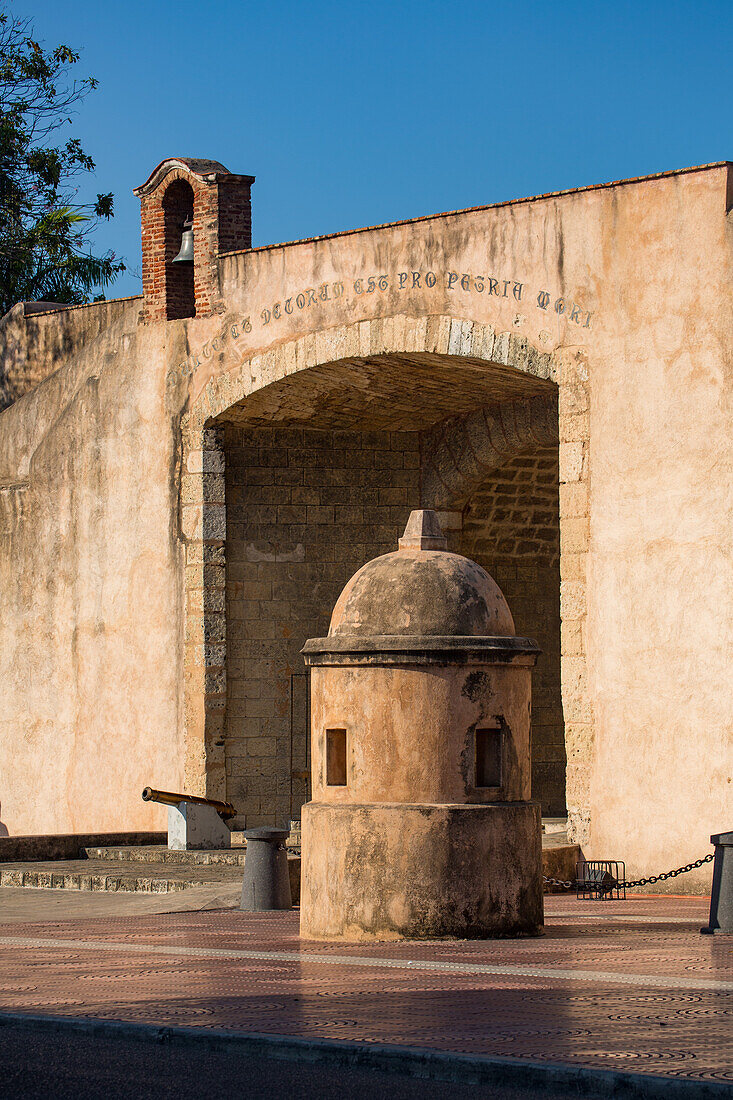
(0, 299, 184, 835)
(582, 170, 733, 886)
(0, 298, 140, 411)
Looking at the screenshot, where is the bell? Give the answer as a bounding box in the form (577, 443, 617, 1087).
(172, 218, 194, 264)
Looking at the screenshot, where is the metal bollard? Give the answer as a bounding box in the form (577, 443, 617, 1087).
(700, 831, 733, 934)
(240, 827, 292, 911)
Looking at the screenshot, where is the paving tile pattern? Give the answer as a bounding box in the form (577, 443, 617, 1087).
(0, 896, 730, 1083)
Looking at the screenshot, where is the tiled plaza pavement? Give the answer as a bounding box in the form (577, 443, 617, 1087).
(0, 895, 730, 1087)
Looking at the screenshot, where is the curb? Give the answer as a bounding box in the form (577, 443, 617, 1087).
(0, 1010, 727, 1098)
(0, 869, 199, 893)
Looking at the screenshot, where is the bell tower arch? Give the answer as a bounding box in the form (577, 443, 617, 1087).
(162, 179, 195, 320)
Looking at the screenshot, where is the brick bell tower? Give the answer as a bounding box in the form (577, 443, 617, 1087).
(133, 158, 255, 323)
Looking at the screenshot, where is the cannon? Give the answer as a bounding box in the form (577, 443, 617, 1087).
(142, 787, 236, 818)
(142, 786, 236, 850)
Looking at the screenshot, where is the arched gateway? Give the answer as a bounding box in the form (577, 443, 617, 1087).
(0, 156, 730, 891)
(181, 317, 584, 837)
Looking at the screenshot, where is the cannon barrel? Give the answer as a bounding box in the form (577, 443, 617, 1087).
(142, 787, 236, 820)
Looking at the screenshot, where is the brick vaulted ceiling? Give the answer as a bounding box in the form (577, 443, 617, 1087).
(215, 352, 555, 433)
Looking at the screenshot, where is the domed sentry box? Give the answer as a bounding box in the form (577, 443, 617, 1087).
(300, 510, 543, 941)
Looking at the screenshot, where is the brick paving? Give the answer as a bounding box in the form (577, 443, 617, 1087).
(0, 895, 730, 1085)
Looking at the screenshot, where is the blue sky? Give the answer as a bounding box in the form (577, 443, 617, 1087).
(13, 0, 733, 298)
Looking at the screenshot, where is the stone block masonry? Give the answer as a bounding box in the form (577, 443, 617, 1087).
(223, 425, 421, 826)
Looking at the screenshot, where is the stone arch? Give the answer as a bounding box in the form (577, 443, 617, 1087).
(421, 395, 559, 510)
(185, 315, 558, 432)
(180, 314, 591, 843)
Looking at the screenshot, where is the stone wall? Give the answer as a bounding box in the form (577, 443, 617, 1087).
(223, 424, 421, 825)
(458, 449, 564, 813)
(221, 417, 563, 825)
(0, 298, 140, 412)
(1, 161, 727, 893)
(0, 297, 184, 836)
(557, 351, 592, 845)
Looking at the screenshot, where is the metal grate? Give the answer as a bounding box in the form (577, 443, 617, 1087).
(576, 860, 626, 900)
(288, 671, 311, 819)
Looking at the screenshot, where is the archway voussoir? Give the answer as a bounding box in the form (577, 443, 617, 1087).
(363, 316, 381, 355)
(404, 315, 428, 353)
(297, 332, 318, 370)
(528, 395, 560, 446)
(464, 409, 505, 471)
(422, 315, 448, 355)
(506, 334, 529, 370)
(264, 348, 282, 385)
(441, 417, 484, 486)
(277, 339, 298, 377)
(421, 459, 463, 511)
(211, 377, 234, 418)
(391, 314, 407, 351)
(339, 322, 361, 359)
(470, 323, 496, 361)
(484, 405, 512, 454)
(246, 352, 263, 384)
(492, 331, 511, 364)
(293, 336, 308, 372)
(356, 319, 370, 356)
(448, 318, 473, 357)
(523, 343, 554, 381)
(315, 327, 342, 366)
(510, 399, 532, 443)
(498, 401, 526, 453)
(379, 316, 398, 355)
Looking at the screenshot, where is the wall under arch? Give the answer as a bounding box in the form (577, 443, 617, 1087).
(222, 422, 421, 824)
(420, 396, 564, 814)
(458, 449, 563, 813)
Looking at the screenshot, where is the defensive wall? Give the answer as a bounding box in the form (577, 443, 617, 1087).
(0, 159, 731, 890)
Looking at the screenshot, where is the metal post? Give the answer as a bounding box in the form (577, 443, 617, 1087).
(240, 827, 292, 911)
(701, 831, 733, 934)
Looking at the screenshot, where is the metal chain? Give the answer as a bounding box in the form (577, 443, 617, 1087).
(543, 852, 714, 893)
(618, 853, 714, 890)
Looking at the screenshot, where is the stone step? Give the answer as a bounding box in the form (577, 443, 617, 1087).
(543, 842, 582, 891)
(1, 844, 580, 898)
(0, 858, 244, 894)
(83, 845, 248, 866)
(0, 855, 303, 899)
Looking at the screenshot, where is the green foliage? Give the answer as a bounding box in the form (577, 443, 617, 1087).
(0, 9, 124, 314)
